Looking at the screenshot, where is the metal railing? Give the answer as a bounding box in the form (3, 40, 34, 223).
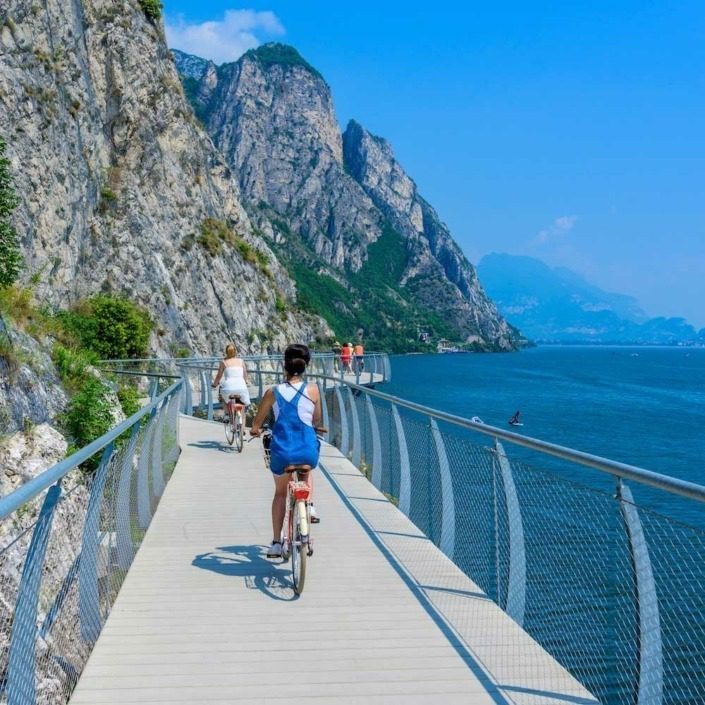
(172, 352, 391, 420)
(0, 379, 182, 705)
(311, 376, 705, 705)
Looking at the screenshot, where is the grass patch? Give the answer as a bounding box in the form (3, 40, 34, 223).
(198, 218, 270, 271)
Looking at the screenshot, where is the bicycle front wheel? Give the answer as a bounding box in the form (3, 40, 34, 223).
(291, 502, 307, 595)
(235, 408, 244, 452)
(224, 405, 236, 446)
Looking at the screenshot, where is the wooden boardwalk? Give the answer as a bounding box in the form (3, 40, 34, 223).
(70, 416, 599, 705)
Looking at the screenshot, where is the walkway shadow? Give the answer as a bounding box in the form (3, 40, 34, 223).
(192, 545, 297, 601)
(187, 440, 234, 453)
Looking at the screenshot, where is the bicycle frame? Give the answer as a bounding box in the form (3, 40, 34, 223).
(281, 471, 311, 557)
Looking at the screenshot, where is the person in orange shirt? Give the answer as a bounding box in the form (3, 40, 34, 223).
(340, 343, 353, 373)
(353, 342, 364, 373)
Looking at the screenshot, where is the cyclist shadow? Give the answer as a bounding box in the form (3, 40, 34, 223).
(187, 441, 234, 453)
(192, 545, 297, 601)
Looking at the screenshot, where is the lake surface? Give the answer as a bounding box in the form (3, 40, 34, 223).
(385, 346, 705, 481)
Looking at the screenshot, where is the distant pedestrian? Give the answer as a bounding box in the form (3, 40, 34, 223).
(332, 340, 342, 372)
(341, 342, 353, 374)
(353, 342, 364, 373)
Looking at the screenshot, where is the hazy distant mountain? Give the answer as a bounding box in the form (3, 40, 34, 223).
(477, 253, 699, 344)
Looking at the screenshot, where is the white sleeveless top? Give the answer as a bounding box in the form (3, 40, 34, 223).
(273, 382, 315, 426)
(223, 365, 245, 382)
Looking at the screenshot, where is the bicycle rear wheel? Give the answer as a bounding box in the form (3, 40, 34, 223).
(234, 407, 244, 452)
(291, 501, 307, 595)
(224, 405, 236, 446)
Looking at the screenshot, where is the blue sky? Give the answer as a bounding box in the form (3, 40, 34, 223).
(164, 1, 705, 327)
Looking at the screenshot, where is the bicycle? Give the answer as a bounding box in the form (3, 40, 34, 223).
(223, 393, 246, 451)
(259, 426, 324, 595)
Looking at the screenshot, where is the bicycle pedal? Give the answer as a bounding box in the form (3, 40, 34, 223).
(307, 547, 314, 557)
(300, 534, 309, 544)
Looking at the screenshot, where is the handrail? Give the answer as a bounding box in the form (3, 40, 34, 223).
(0, 380, 182, 520)
(309, 374, 705, 505)
(170, 358, 705, 504)
(100, 369, 181, 379)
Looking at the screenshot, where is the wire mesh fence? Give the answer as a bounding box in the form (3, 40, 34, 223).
(323, 381, 705, 705)
(0, 383, 181, 705)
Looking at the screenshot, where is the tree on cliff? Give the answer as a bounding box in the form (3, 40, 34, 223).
(0, 137, 22, 288)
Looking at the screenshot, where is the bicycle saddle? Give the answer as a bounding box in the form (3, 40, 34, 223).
(284, 464, 312, 474)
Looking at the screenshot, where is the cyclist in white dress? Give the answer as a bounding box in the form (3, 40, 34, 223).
(211, 343, 250, 410)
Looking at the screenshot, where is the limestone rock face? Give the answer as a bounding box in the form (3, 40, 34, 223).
(0, 2, 324, 356)
(343, 120, 516, 347)
(179, 44, 517, 349)
(0, 318, 68, 433)
(195, 50, 381, 272)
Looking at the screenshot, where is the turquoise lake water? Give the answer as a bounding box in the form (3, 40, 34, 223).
(383, 346, 705, 520)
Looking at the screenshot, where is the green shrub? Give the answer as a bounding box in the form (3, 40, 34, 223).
(59, 295, 152, 360)
(62, 377, 114, 450)
(139, 0, 162, 21)
(0, 136, 22, 288)
(117, 383, 141, 417)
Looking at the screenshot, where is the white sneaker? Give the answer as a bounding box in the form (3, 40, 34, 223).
(266, 541, 282, 558)
(309, 503, 320, 524)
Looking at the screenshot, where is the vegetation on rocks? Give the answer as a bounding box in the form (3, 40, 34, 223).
(282, 223, 456, 352)
(243, 44, 323, 80)
(198, 218, 270, 272)
(139, 0, 162, 22)
(58, 295, 152, 360)
(0, 137, 22, 289)
(1, 285, 150, 453)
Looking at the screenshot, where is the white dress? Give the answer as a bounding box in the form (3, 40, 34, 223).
(220, 363, 250, 405)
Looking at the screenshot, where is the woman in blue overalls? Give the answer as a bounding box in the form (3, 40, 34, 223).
(251, 344, 322, 558)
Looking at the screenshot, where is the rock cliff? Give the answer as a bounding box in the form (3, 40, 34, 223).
(175, 44, 517, 350)
(0, 2, 323, 355)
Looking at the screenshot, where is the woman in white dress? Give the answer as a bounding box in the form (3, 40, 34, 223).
(211, 343, 250, 411)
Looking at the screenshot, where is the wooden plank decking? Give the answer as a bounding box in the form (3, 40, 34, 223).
(70, 416, 599, 705)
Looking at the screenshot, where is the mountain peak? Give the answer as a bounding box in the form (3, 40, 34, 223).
(240, 43, 323, 80)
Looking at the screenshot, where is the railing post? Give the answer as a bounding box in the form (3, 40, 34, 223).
(6, 484, 62, 705)
(198, 370, 207, 415)
(206, 373, 213, 421)
(317, 381, 329, 442)
(79, 442, 115, 643)
(334, 384, 349, 457)
(137, 410, 156, 528)
(116, 422, 141, 569)
(392, 404, 411, 515)
(148, 376, 159, 400)
(618, 480, 663, 705)
(151, 401, 166, 498)
(257, 359, 263, 401)
(366, 394, 382, 489)
(494, 440, 527, 626)
(430, 418, 455, 558)
(348, 386, 361, 466)
(183, 369, 193, 415)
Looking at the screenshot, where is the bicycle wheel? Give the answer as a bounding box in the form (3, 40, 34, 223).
(235, 407, 244, 452)
(224, 404, 235, 446)
(291, 501, 307, 595)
